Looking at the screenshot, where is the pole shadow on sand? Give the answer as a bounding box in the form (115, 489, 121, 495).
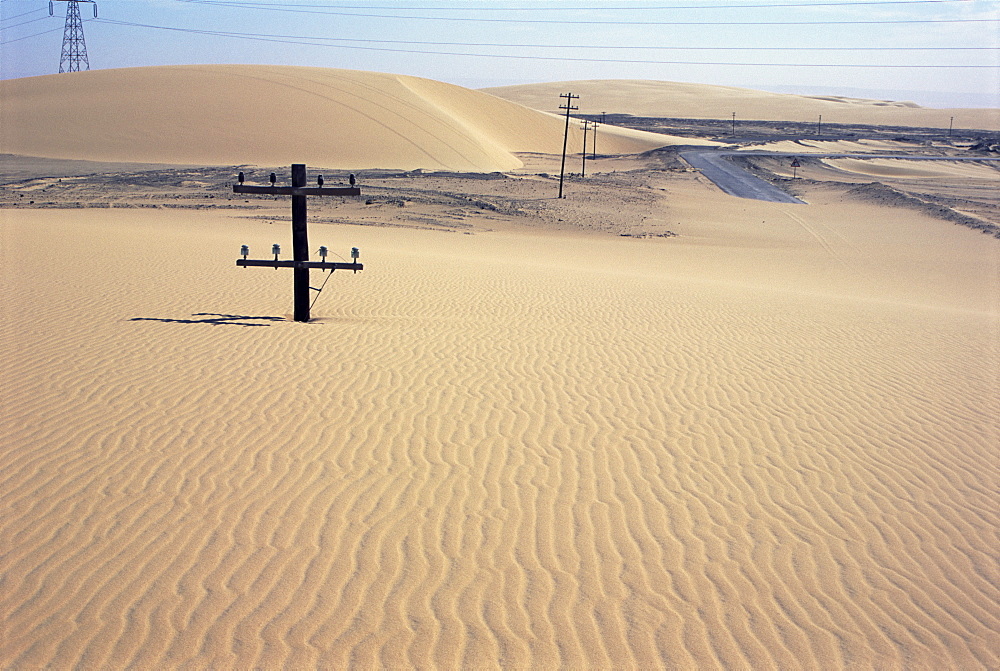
(129, 313, 286, 327)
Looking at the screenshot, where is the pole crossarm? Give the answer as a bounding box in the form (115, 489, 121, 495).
(237, 259, 363, 271)
(233, 185, 360, 197)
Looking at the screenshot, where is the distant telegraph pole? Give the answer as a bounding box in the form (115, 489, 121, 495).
(580, 119, 590, 178)
(50, 0, 96, 73)
(817, 114, 823, 136)
(591, 120, 599, 160)
(558, 92, 579, 198)
(731, 112, 736, 136)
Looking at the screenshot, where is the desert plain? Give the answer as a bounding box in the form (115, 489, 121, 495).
(1, 66, 999, 669)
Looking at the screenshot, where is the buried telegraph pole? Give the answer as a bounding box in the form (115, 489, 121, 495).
(234, 164, 362, 322)
(558, 92, 579, 198)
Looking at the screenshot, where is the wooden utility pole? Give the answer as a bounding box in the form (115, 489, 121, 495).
(558, 92, 579, 198)
(817, 115, 823, 136)
(731, 112, 736, 136)
(581, 119, 590, 178)
(591, 120, 599, 160)
(234, 164, 362, 322)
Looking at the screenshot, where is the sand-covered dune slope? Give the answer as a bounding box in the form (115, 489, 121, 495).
(484, 79, 1000, 130)
(0, 65, 684, 171)
(1, 197, 998, 668)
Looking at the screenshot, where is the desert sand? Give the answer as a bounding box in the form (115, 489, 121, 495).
(484, 79, 1000, 131)
(1, 66, 999, 669)
(0, 65, 703, 171)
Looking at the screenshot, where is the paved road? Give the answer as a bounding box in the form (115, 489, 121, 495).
(680, 151, 805, 204)
(680, 150, 1000, 204)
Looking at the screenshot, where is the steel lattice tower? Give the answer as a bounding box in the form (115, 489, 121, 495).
(58, 0, 90, 73)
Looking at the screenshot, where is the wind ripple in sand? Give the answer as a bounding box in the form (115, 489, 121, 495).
(1, 211, 998, 669)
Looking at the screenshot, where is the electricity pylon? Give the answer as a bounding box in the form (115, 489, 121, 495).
(50, 0, 96, 73)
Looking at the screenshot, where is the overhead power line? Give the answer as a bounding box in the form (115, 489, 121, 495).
(78, 21, 1000, 52)
(170, 0, 998, 25)
(1, 22, 69, 44)
(0, 7, 46, 23)
(0, 15, 51, 31)
(88, 18, 999, 67)
(170, 0, 974, 10)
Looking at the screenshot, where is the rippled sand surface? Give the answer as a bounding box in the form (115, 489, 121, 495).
(1, 205, 997, 668)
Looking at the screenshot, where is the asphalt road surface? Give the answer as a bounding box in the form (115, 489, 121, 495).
(681, 151, 805, 204)
(680, 151, 1000, 204)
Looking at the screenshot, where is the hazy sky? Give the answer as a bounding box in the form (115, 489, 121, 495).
(2, 0, 998, 107)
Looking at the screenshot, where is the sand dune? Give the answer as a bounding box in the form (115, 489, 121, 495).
(817, 156, 1000, 179)
(1, 61, 998, 668)
(0, 65, 687, 171)
(1, 163, 998, 667)
(484, 79, 1000, 131)
(743, 139, 937, 154)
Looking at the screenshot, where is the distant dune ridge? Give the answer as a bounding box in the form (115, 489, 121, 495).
(483, 79, 1000, 131)
(0, 65, 684, 171)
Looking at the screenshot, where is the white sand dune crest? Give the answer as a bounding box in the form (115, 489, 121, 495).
(0, 65, 679, 171)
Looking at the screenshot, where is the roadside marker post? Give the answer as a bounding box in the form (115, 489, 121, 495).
(234, 164, 363, 322)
